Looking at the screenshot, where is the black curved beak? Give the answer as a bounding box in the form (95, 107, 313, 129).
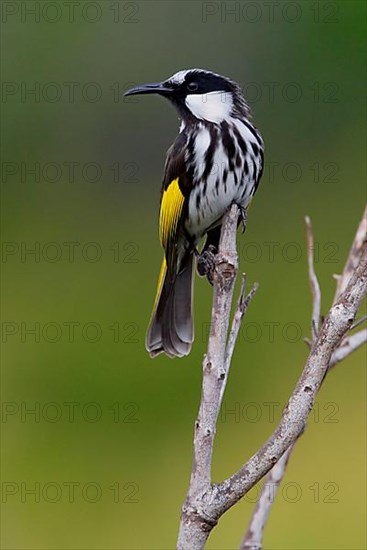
(123, 82, 172, 97)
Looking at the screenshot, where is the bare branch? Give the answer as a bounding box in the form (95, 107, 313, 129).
(240, 446, 293, 550)
(333, 205, 367, 303)
(213, 245, 367, 520)
(225, 275, 259, 373)
(329, 328, 367, 368)
(177, 208, 367, 549)
(177, 204, 241, 549)
(305, 216, 321, 339)
(240, 323, 367, 550)
(239, 210, 367, 550)
(350, 314, 367, 331)
(240, 213, 321, 550)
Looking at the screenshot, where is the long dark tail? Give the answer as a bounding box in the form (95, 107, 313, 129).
(146, 254, 194, 358)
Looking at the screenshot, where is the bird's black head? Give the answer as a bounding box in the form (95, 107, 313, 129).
(124, 69, 250, 123)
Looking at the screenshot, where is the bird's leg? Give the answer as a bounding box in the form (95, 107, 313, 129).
(197, 244, 217, 285)
(237, 204, 248, 234)
(194, 226, 221, 285)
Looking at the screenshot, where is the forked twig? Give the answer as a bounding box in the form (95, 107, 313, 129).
(305, 216, 321, 340)
(241, 208, 367, 550)
(177, 207, 367, 549)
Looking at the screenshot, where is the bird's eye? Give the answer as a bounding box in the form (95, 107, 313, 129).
(187, 82, 199, 92)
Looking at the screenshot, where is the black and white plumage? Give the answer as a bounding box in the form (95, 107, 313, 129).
(125, 69, 264, 358)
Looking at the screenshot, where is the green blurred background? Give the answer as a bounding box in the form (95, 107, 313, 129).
(1, 1, 366, 548)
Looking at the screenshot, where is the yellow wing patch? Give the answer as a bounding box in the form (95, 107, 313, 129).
(159, 178, 185, 250)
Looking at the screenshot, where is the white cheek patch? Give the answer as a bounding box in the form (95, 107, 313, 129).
(185, 91, 233, 123)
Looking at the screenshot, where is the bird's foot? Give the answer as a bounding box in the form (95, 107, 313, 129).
(238, 205, 248, 234)
(196, 245, 217, 285)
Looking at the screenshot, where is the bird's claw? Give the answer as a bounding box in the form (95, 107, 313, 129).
(238, 205, 248, 233)
(197, 245, 216, 285)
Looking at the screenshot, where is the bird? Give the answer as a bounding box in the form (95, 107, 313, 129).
(124, 69, 264, 358)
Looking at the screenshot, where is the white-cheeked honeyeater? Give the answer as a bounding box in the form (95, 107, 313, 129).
(124, 69, 264, 359)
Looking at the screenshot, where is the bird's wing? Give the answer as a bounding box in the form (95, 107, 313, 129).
(159, 133, 190, 275)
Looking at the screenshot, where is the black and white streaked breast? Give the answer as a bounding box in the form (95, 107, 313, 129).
(183, 114, 263, 239)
